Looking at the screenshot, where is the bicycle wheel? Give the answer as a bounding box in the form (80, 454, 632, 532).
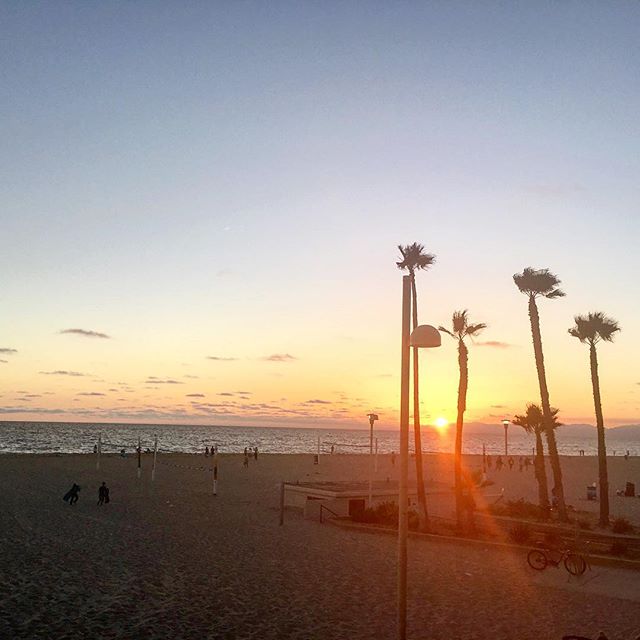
(527, 549, 547, 570)
(564, 553, 587, 576)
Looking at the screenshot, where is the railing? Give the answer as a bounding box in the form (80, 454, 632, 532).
(319, 503, 340, 524)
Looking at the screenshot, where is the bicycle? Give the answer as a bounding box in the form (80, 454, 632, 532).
(527, 545, 587, 576)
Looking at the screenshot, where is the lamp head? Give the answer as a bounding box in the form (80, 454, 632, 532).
(367, 413, 379, 425)
(502, 419, 510, 427)
(410, 325, 441, 348)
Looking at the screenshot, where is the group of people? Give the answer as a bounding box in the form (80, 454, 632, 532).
(63, 481, 110, 506)
(485, 455, 532, 472)
(204, 445, 218, 456)
(243, 446, 258, 467)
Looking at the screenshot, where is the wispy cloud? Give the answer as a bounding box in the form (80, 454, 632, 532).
(524, 183, 585, 198)
(0, 360, 7, 364)
(303, 399, 332, 405)
(60, 328, 111, 339)
(261, 353, 297, 362)
(186, 393, 205, 398)
(145, 378, 184, 385)
(40, 370, 86, 377)
(77, 392, 106, 397)
(206, 356, 238, 361)
(184, 374, 200, 379)
(0, 348, 17, 354)
(491, 404, 507, 409)
(474, 341, 512, 349)
(218, 392, 235, 397)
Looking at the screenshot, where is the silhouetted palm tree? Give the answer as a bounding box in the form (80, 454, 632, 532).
(512, 403, 561, 515)
(438, 310, 486, 529)
(569, 312, 621, 527)
(397, 243, 436, 531)
(513, 267, 568, 521)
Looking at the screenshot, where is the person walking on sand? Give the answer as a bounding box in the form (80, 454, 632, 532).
(243, 449, 249, 468)
(254, 446, 258, 460)
(97, 482, 110, 506)
(391, 451, 396, 467)
(495, 456, 503, 471)
(205, 446, 210, 457)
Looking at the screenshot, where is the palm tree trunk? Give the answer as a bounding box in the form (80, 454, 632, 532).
(590, 343, 609, 527)
(454, 340, 468, 530)
(528, 296, 567, 521)
(411, 275, 429, 532)
(534, 430, 550, 515)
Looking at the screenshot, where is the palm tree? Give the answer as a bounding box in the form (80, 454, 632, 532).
(569, 312, 621, 527)
(512, 403, 561, 516)
(397, 243, 436, 531)
(438, 310, 486, 529)
(513, 267, 568, 521)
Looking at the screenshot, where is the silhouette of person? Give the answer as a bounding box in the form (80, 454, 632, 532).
(205, 446, 210, 457)
(508, 457, 514, 471)
(93, 444, 98, 454)
(496, 456, 503, 471)
(63, 483, 80, 505)
(243, 449, 249, 468)
(254, 446, 258, 460)
(98, 482, 109, 506)
(486, 455, 492, 470)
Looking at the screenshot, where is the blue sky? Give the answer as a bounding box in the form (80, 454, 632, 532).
(1, 3, 639, 427)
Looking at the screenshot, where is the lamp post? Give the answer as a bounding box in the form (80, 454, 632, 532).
(502, 419, 510, 456)
(367, 413, 379, 508)
(398, 275, 441, 640)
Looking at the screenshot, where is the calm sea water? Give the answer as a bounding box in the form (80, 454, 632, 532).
(0, 421, 637, 456)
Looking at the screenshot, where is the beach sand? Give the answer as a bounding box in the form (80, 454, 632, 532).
(0, 452, 638, 639)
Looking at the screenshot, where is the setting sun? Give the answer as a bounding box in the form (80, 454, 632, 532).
(434, 417, 449, 430)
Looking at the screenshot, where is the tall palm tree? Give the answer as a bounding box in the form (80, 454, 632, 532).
(569, 312, 621, 527)
(438, 310, 486, 529)
(512, 403, 561, 516)
(513, 267, 568, 521)
(397, 243, 436, 531)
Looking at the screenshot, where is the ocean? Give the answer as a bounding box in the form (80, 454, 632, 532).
(0, 421, 637, 457)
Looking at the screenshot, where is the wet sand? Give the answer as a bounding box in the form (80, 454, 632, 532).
(0, 452, 638, 639)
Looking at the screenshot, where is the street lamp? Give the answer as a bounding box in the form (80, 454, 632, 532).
(367, 413, 379, 508)
(502, 419, 510, 456)
(398, 275, 441, 640)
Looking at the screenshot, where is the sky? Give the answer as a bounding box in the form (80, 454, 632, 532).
(1, 2, 639, 430)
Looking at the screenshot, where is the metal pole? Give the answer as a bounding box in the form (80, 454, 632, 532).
(375, 437, 379, 472)
(137, 435, 141, 479)
(213, 450, 219, 495)
(369, 418, 374, 507)
(398, 275, 411, 640)
(96, 433, 101, 471)
(279, 481, 285, 525)
(504, 424, 508, 457)
(151, 435, 157, 482)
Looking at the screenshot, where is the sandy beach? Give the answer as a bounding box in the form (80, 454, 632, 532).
(0, 452, 638, 639)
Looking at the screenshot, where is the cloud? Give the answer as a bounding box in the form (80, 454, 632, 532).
(261, 354, 297, 362)
(77, 392, 106, 397)
(40, 370, 86, 377)
(524, 183, 585, 198)
(186, 393, 205, 398)
(0, 348, 17, 354)
(235, 390, 252, 395)
(304, 399, 332, 405)
(0, 360, 6, 364)
(184, 374, 199, 379)
(491, 404, 507, 409)
(474, 341, 512, 349)
(206, 356, 238, 361)
(60, 328, 111, 339)
(145, 378, 184, 385)
(218, 392, 235, 397)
